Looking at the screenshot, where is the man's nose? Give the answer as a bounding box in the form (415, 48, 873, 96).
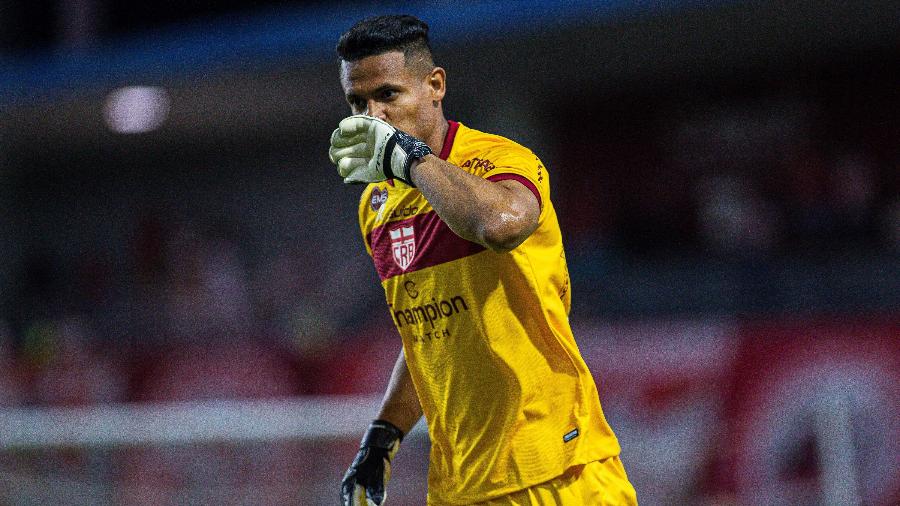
(366, 101, 387, 120)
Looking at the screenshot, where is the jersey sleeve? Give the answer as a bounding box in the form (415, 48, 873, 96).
(460, 141, 549, 218)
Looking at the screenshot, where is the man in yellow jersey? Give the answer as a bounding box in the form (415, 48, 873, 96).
(329, 15, 637, 506)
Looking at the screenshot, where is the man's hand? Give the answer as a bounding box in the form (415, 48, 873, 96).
(341, 420, 404, 506)
(329, 115, 432, 186)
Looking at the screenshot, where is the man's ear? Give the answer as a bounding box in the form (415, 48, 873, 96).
(428, 67, 446, 103)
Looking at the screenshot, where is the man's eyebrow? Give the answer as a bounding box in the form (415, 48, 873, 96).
(346, 83, 403, 102)
(372, 84, 399, 94)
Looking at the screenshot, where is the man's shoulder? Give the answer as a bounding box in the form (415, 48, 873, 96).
(451, 123, 542, 179)
(454, 122, 535, 158)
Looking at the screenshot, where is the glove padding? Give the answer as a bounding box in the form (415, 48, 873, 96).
(341, 419, 404, 506)
(329, 115, 432, 186)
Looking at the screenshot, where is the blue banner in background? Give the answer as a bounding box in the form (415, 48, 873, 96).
(0, 0, 699, 106)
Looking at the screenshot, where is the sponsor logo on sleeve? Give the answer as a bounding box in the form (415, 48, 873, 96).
(461, 157, 495, 172)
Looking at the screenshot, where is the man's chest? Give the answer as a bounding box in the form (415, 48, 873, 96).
(362, 184, 483, 282)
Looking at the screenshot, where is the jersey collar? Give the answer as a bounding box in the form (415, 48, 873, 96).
(439, 120, 460, 160)
(387, 120, 458, 187)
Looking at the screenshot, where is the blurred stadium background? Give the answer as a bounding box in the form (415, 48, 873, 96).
(1, 0, 898, 504)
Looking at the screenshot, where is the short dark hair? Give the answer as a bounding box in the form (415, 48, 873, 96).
(336, 15, 434, 69)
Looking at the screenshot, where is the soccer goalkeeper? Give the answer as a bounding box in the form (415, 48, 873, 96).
(330, 15, 638, 506)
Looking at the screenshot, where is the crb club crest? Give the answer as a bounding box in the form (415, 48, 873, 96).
(370, 187, 388, 211)
(390, 225, 416, 270)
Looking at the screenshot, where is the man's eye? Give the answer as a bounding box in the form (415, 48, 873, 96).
(381, 90, 397, 100)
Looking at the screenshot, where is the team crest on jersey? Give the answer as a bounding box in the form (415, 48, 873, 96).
(370, 187, 388, 211)
(390, 225, 416, 270)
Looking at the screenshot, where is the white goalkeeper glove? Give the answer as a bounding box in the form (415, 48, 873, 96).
(341, 420, 403, 506)
(329, 115, 433, 186)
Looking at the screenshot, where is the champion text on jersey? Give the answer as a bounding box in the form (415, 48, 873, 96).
(390, 295, 470, 329)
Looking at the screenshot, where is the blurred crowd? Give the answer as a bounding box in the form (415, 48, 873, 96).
(0, 217, 392, 408)
(1, 62, 898, 412)
(0, 59, 898, 506)
(555, 67, 899, 259)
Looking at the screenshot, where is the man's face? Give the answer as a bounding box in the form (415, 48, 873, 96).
(340, 51, 438, 140)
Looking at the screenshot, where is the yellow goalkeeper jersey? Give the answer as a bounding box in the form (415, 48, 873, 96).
(357, 121, 622, 505)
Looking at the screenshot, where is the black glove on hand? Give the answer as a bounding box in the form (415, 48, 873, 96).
(341, 419, 404, 506)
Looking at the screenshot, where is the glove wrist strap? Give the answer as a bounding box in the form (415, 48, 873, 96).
(361, 419, 404, 450)
(388, 130, 433, 187)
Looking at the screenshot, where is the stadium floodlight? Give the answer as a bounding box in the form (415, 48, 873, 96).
(103, 85, 170, 134)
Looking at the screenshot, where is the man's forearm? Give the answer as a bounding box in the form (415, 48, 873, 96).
(410, 155, 539, 252)
(376, 349, 423, 435)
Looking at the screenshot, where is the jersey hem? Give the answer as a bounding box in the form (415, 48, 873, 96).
(426, 447, 620, 505)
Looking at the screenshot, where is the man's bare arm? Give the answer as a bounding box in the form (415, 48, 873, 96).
(410, 155, 540, 253)
(376, 349, 423, 435)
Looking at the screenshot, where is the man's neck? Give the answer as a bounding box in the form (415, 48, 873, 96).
(427, 116, 450, 157)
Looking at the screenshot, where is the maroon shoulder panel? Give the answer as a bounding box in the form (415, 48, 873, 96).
(487, 173, 542, 209)
(368, 210, 485, 281)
